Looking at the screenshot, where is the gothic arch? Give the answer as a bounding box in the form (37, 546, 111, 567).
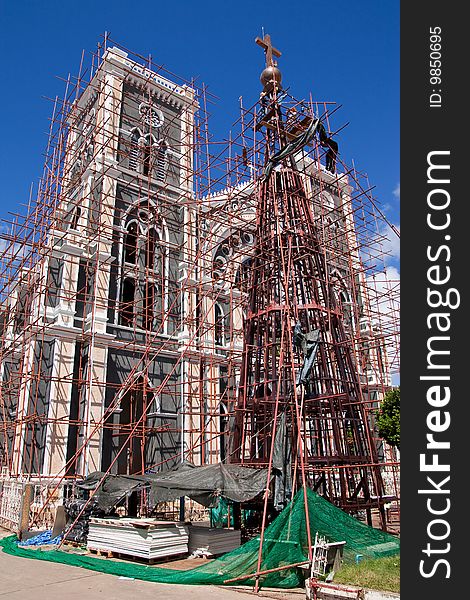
(210, 227, 256, 289)
(128, 127, 143, 171)
(330, 268, 355, 334)
(127, 126, 167, 180)
(117, 199, 169, 332)
(214, 302, 225, 346)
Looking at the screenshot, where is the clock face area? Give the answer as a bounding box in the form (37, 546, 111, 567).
(120, 83, 182, 149)
(119, 82, 187, 188)
(139, 103, 164, 128)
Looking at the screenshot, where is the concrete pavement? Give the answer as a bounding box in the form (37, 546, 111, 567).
(0, 532, 303, 600)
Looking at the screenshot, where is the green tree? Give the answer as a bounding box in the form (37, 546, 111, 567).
(376, 388, 400, 449)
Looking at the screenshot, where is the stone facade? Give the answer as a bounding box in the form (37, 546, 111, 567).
(0, 46, 390, 479)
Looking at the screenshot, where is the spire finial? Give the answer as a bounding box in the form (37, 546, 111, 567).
(255, 33, 282, 92)
(255, 33, 281, 68)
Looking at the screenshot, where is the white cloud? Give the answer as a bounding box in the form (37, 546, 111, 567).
(366, 266, 400, 324)
(393, 183, 400, 199)
(368, 265, 400, 293)
(0, 236, 27, 261)
(363, 222, 400, 268)
(365, 266, 400, 375)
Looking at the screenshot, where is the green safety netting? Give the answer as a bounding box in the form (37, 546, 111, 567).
(0, 487, 399, 589)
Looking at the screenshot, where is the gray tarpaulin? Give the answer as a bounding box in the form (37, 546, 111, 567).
(148, 462, 270, 508)
(76, 463, 270, 511)
(293, 323, 321, 387)
(272, 412, 292, 511)
(263, 117, 320, 179)
(76, 472, 149, 512)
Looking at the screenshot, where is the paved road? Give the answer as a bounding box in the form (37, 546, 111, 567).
(0, 536, 302, 600)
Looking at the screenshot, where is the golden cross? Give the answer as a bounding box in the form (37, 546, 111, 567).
(255, 34, 281, 68)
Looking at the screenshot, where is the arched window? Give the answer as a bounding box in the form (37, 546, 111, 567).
(145, 227, 159, 269)
(15, 285, 33, 332)
(331, 271, 354, 334)
(339, 290, 349, 306)
(143, 143, 151, 176)
(129, 129, 141, 171)
(70, 206, 81, 230)
(65, 201, 81, 231)
(124, 222, 138, 264)
(215, 303, 224, 346)
(213, 255, 227, 281)
(156, 141, 167, 181)
(120, 206, 166, 331)
(121, 278, 135, 326)
(128, 126, 168, 180)
(235, 257, 253, 292)
(213, 230, 255, 294)
(143, 281, 156, 331)
(143, 133, 156, 177)
(339, 290, 353, 330)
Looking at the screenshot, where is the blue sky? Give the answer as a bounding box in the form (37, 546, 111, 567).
(0, 0, 399, 231)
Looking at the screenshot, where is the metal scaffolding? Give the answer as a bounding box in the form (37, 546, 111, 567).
(0, 34, 399, 539)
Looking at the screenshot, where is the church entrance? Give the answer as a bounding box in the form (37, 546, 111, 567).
(114, 380, 149, 475)
(102, 374, 178, 476)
